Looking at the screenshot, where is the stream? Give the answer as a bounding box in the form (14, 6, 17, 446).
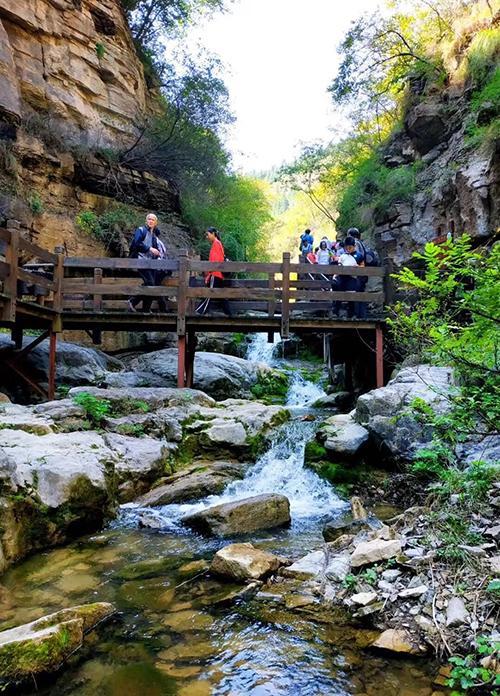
(0, 334, 440, 695)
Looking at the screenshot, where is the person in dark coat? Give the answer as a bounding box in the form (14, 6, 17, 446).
(128, 213, 161, 312)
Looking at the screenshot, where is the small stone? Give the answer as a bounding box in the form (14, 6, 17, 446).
(351, 592, 377, 606)
(399, 585, 428, 599)
(284, 594, 316, 609)
(354, 601, 384, 617)
(415, 615, 437, 636)
(381, 569, 401, 582)
(489, 555, 500, 575)
(446, 597, 469, 627)
(405, 547, 425, 558)
(377, 580, 396, 593)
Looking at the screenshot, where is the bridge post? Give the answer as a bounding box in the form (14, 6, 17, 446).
(177, 249, 189, 388)
(375, 324, 384, 387)
(186, 329, 196, 388)
(48, 330, 57, 400)
(280, 252, 291, 339)
(2, 225, 18, 323)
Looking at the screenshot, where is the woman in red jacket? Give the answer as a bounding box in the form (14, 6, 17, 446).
(196, 227, 232, 316)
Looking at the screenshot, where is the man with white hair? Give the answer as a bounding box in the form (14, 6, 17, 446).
(128, 213, 162, 312)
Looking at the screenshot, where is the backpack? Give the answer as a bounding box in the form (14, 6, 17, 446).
(358, 240, 380, 267)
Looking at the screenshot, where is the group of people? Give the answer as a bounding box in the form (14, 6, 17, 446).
(127, 214, 231, 316)
(299, 227, 380, 318)
(126, 214, 378, 320)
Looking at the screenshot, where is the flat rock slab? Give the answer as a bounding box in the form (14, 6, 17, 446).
(181, 494, 291, 537)
(211, 542, 283, 581)
(283, 546, 350, 582)
(0, 602, 114, 681)
(350, 538, 402, 568)
(371, 628, 425, 655)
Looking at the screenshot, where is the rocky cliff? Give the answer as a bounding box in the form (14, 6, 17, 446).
(372, 75, 499, 267)
(0, 0, 189, 257)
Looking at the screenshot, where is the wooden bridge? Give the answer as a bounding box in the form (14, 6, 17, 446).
(0, 224, 391, 400)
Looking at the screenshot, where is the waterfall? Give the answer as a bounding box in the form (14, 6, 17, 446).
(245, 332, 279, 363)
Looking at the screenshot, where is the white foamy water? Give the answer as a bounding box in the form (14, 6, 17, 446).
(245, 332, 279, 363)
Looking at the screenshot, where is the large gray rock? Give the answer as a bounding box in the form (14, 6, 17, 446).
(128, 349, 269, 399)
(0, 603, 114, 682)
(318, 412, 369, 458)
(68, 385, 215, 410)
(350, 538, 402, 568)
(283, 546, 351, 582)
(136, 460, 247, 506)
(355, 365, 455, 462)
(210, 543, 283, 581)
(181, 494, 291, 537)
(406, 101, 447, 155)
(0, 336, 123, 386)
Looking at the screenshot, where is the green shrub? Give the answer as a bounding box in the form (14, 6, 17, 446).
(27, 192, 44, 215)
(446, 636, 500, 693)
(250, 370, 289, 404)
(471, 66, 500, 114)
(75, 204, 143, 252)
(466, 27, 500, 89)
(72, 392, 111, 426)
(304, 440, 327, 463)
(95, 42, 106, 59)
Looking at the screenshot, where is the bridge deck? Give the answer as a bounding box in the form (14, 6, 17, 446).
(0, 224, 391, 398)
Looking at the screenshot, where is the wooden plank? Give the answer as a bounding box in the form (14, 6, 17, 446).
(64, 257, 178, 271)
(62, 284, 178, 296)
(291, 290, 384, 302)
(268, 273, 276, 319)
(18, 237, 57, 263)
(0, 260, 10, 279)
(291, 264, 384, 276)
(290, 280, 332, 289)
(186, 286, 279, 300)
(12, 330, 50, 360)
(188, 261, 282, 273)
(0, 228, 11, 243)
(177, 249, 188, 336)
(16, 268, 56, 291)
(383, 259, 395, 306)
(281, 252, 291, 338)
(2, 229, 18, 322)
(63, 277, 178, 287)
(376, 324, 384, 387)
(93, 268, 103, 313)
(5, 359, 47, 398)
(52, 251, 64, 332)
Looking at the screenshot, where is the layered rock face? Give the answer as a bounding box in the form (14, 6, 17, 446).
(375, 91, 499, 267)
(0, 0, 187, 259)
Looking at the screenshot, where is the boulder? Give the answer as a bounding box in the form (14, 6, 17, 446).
(0, 602, 114, 682)
(355, 365, 455, 462)
(128, 349, 266, 399)
(136, 461, 247, 506)
(68, 385, 215, 410)
(0, 336, 123, 387)
(371, 628, 424, 655)
(350, 538, 402, 568)
(181, 494, 291, 537)
(312, 392, 353, 410)
(322, 511, 371, 542)
(210, 543, 283, 581)
(318, 413, 369, 458)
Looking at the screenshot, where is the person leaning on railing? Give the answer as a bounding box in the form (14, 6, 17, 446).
(127, 212, 162, 313)
(332, 235, 363, 318)
(196, 227, 232, 316)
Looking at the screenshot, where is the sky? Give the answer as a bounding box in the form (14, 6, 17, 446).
(179, 0, 380, 172)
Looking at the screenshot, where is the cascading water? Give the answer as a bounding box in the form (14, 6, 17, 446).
(122, 332, 347, 531)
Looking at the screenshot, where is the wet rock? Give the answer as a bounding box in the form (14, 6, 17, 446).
(68, 385, 215, 410)
(446, 597, 469, 627)
(318, 413, 369, 457)
(181, 494, 291, 537)
(312, 391, 353, 410)
(162, 610, 214, 632)
(0, 602, 114, 682)
(177, 560, 210, 579)
(211, 543, 283, 581)
(351, 496, 368, 521)
(117, 557, 187, 581)
(351, 538, 402, 568)
(322, 514, 371, 543)
(371, 628, 425, 655)
(136, 461, 247, 506)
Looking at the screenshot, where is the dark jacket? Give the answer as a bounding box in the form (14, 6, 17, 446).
(129, 226, 159, 258)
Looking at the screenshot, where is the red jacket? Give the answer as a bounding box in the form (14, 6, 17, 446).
(206, 238, 225, 282)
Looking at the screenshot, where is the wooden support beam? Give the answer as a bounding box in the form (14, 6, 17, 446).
(13, 330, 50, 360)
(376, 323, 384, 388)
(281, 252, 291, 339)
(177, 334, 186, 388)
(5, 359, 47, 399)
(11, 325, 23, 349)
(48, 330, 57, 400)
(92, 267, 103, 344)
(2, 227, 18, 322)
(186, 330, 196, 389)
(177, 249, 188, 337)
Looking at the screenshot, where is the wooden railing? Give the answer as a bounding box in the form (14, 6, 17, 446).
(0, 226, 64, 327)
(0, 231, 389, 338)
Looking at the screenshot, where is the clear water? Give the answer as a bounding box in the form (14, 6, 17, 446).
(0, 333, 440, 695)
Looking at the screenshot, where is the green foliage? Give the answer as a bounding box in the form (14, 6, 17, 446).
(447, 636, 500, 694)
(250, 370, 289, 404)
(114, 398, 150, 415)
(27, 192, 44, 215)
(360, 567, 378, 585)
(72, 392, 111, 427)
(183, 174, 272, 261)
(115, 423, 145, 437)
(465, 27, 500, 89)
(471, 67, 500, 115)
(432, 511, 485, 564)
(75, 204, 143, 253)
(342, 573, 358, 590)
(304, 440, 328, 463)
(95, 42, 105, 59)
